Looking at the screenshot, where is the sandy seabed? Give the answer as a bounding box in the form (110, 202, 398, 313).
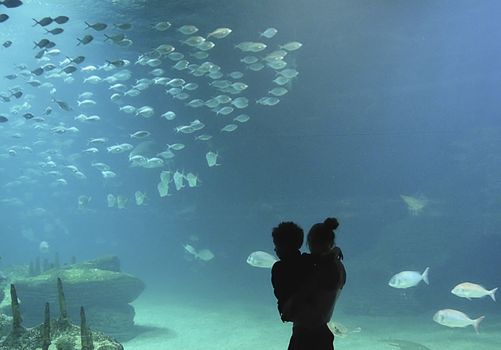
(124, 291, 501, 350)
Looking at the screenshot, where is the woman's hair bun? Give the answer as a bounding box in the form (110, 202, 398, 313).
(323, 217, 339, 231)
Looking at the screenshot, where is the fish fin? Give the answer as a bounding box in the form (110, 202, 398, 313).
(473, 316, 485, 334)
(421, 267, 430, 285)
(490, 288, 497, 302)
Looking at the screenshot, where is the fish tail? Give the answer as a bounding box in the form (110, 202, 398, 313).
(84, 21, 91, 29)
(77, 39, 81, 46)
(32, 18, 40, 26)
(421, 267, 430, 285)
(490, 288, 498, 302)
(473, 316, 485, 334)
(103, 34, 110, 41)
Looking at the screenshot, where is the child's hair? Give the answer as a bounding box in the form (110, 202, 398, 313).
(272, 221, 304, 250)
(308, 217, 339, 248)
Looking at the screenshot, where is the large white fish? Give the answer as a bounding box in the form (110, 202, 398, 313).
(246, 251, 277, 269)
(388, 267, 429, 289)
(433, 309, 484, 334)
(451, 282, 497, 301)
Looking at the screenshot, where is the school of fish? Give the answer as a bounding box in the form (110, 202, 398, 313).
(0, 2, 302, 212)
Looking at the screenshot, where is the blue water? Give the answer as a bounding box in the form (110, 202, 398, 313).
(1, 0, 500, 347)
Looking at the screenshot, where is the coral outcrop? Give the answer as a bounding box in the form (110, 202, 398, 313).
(2, 256, 144, 340)
(0, 281, 123, 350)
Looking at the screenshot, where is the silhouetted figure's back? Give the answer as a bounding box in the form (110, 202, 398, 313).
(285, 251, 345, 350)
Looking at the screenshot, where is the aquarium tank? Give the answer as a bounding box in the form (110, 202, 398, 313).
(0, 0, 500, 349)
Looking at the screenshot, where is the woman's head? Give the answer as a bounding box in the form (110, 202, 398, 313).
(307, 217, 339, 255)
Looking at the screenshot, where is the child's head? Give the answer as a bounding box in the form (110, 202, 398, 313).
(272, 221, 304, 259)
(307, 217, 339, 255)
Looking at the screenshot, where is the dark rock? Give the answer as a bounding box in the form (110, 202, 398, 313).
(85, 304, 136, 341)
(8, 256, 144, 340)
(15, 267, 144, 309)
(74, 255, 121, 272)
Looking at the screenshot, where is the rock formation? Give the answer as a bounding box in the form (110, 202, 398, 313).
(2, 256, 144, 341)
(0, 280, 123, 350)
